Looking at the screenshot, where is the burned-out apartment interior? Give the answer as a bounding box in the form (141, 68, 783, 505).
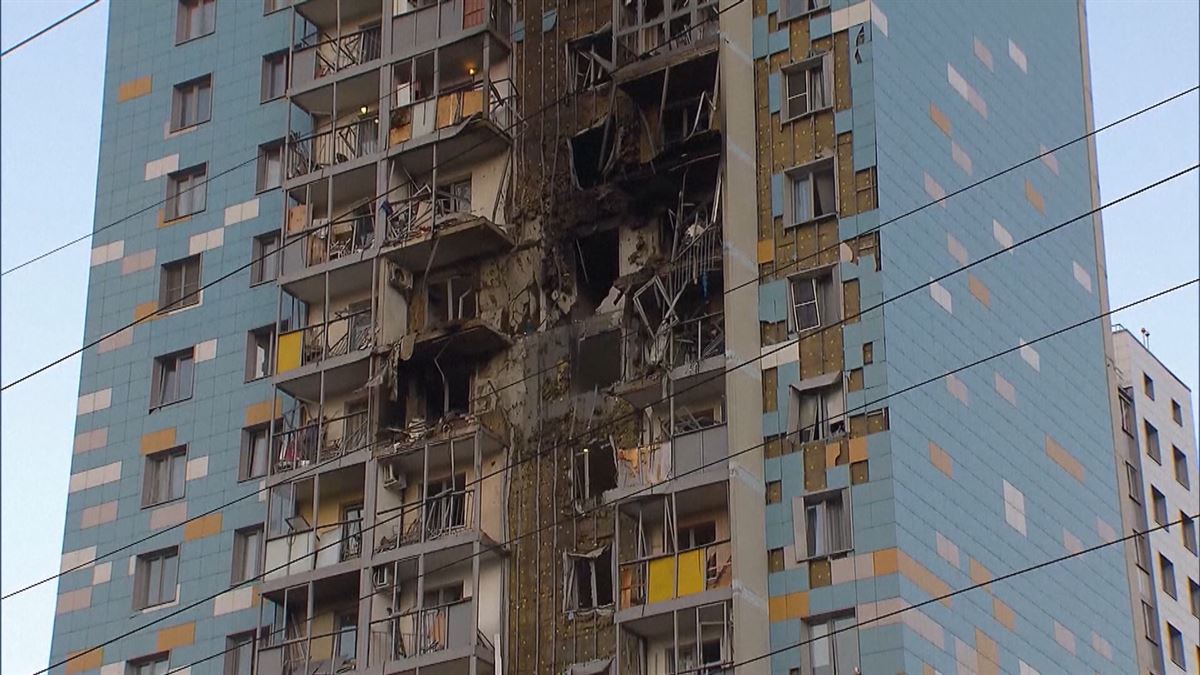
(252, 0, 876, 671)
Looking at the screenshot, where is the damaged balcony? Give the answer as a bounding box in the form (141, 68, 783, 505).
(274, 305, 375, 401)
(392, 0, 512, 57)
(367, 557, 501, 674)
(257, 572, 364, 675)
(617, 601, 731, 675)
(615, 482, 732, 623)
(402, 271, 510, 362)
(606, 421, 728, 502)
(385, 36, 516, 176)
(279, 166, 378, 304)
(263, 465, 366, 587)
(287, 70, 382, 183)
(271, 404, 371, 476)
(614, 0, 719, 69)
(380, 163, 514, 271)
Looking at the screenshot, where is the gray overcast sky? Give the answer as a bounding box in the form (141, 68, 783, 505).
(1, 0, 1196, 673)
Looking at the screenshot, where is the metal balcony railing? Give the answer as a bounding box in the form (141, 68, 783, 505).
(374, 488, 474, 554)
(368, 600, 492, 664)
(388, 78, 517, 147)
(290, 209, 375, 271)
(669, 311, 725, 368)
(287, 117, 380, 179)
(617, 539, 731, 609)
(273, 410, 371, 473)
(276, 308, 373, 374)
(614, 424, 728, 489)
(295, 25, 382, 82)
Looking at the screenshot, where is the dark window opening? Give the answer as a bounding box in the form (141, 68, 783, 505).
(422, 361, 472, 421)
(573, 441, 618, 502)
(574, 330, 622, 392)
(574, 229, 620, 313)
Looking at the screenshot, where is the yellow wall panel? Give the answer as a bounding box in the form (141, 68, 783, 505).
(647, 556, 676, 604)
(277, 331, 302, 373)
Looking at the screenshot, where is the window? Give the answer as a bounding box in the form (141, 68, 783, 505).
(666, 640, 724, 674)
(134, 547, 179, 609)
(1142, 601, 1159, 644)
(1172, 399, 1184, 425)
(257, 140, 283, 191)
(797, 489, 852, 560)
(678, 522, 717, 551)
(171, 76, 212, 131)
(160, 255, 202, 310)
(246, 325, 275, 380)
(779, 0, 829, 21)
(224, 632, 256, 675)
(789, 382, 846, 444)
(143, 446, 187, 507)
(802, 612, 859, 675)
(335, 612, 357, 662)
(1189, 578, 1199, 619)
(789, 268, 838, 332)
(263, 0, 289, 13)
(151, 349, 195, 408)
(1173, 446, 1190, 489)
(786, 160, 837, 225)
(566, 30, 614, 91)
(1143, 373, 1155, 399)
(435, 178, 472, 215)
(426, 274, 478, 326)
(239, 425, 271, 481)
(128, 653, 170, 675)
(1133, 530, 1149, 571)
(1160, 554, 1177, 599)
(1151, 487, 1168, 526)
(232, 526, 264, 584)
(1182, 513, 1198, 556)
(250, 232, 281, 285)
(1119, 393, 1134, 434)
(261, 52, 288, 102)
(165, 164, 207, 220)
(177, 0, 215, 43)
(1167, 623, 1185, 668)
(572, 443, 617, 503)
(1145, 421, 1161, 463)
(565, 547, 613, 611)
(782, 54, 831, 121)
(1125, 462, 1141, 504)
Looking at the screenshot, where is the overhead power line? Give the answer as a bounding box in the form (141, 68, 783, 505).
(0, 0, 101, 58)
(152, 276, 1198, 675)
(38, 172, 1197, 672)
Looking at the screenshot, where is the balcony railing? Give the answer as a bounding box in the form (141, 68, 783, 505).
(287, 117, 381, 179)
(615, 424, 727, 490)
(258, 625, 358, 675)
(288, 209, 375, 273)
(368, 599, 493, 664)
(391, 0, 512, 53)
(273, 410, 370, 473)
(617, 539, 731, 609)
(614, 0, 719, 66)
(388, 78, 516, 147)
(374, 488, 474, 554)
(276, 308, 373, 374)
(670, 311, 725, 369)
(293, 25, 382, 85)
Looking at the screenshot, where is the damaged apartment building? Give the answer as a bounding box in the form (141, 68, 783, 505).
(53, 0, 1153, 674)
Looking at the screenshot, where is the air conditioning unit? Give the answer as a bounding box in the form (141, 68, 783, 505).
(372, 565, 394, 589)
(382, 463, 408, 491)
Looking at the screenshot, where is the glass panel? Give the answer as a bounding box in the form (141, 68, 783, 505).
(169, 452, 186, 500)
(810, 621, 831, 668)
(161, 552, 178, 602)
(792, 175, 812, 222)
(178, 355, 194, 399)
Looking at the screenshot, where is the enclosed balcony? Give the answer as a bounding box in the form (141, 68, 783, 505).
(287, 70, 382, 183)
(264, 466, 366, 586)
(618, 601, 732, 675)
(614, 0, 718, 69)
(272, 406, 371, 476)
(391, 0, 512, 58)
(380, 178, 514, 272)
(274, 305, 374, 401)
(257, 572, 363, 675)
(615, 482, 732, 621)
(609, 423, 728, 501)
(291, 23, 383, 92)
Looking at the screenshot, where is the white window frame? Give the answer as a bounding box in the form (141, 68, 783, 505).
(232, 525, 264, 584)
(788, 379, 846, 444)
(134, 547, 180, 610)
(563, 547, 613, 612)
(799, 611, 859, 675)
(427, 274, 478, 325)
(257, 140, 284, 192)
(142, 446, 187, 507)
(785, 158, 837, 227)
(166, 164, 208, 220)
(793, 488, 852, 562)
(240, 424, 271, 481)
(261, 52, 288, 102)
(160, 254, 202, 310)
(782, 53, 832, 122)
(787, 264, 839, 333)
(152, 348, 196, 408)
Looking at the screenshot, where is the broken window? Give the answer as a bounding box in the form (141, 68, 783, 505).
(435, 178, 471, 216)
(787, 159, 836, 225)
(426, 274, 478, 326)
(573, 442, 618, 503)
(788, 379, 845, 443)
(662, 95, 711, 146)
(678, 521, 717, 550)
(574, 330, 622, 392)
(779, 0, 829, 22)
(425, 474, 467, 536)
(574, 229, 620, 312)
(422, 360, 472, 421)
(782, 54, 831, 121)
(795, 489, 852, 561)
(666, 640, 724, 674)
(564, 547, 614, 612)
(568, 122, 615, 189)
(789, 268, 839, 332)
(567, 29, 614, 91)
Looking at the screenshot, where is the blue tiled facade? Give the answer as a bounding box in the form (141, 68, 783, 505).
(754, 1, 1135, 673)
(51, 2, 289, 671)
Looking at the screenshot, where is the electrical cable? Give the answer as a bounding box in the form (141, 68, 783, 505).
(38, 185, 1196, 673)
(0, 0, 100, 59)
(153, 276, 1198, 675)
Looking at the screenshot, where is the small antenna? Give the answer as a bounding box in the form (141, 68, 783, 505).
(1140, 328, 1150, 349)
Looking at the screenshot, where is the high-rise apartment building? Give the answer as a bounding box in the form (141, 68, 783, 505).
(1111, 327, 1199, 675)
(51, 0, 1151, 674)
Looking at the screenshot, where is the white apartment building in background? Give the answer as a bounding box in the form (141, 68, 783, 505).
(1112, 326, 1200, 675)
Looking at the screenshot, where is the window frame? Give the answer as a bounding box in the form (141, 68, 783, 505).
(1142, 601, 1159, 644)
(1151, 487, 1168, 527)
(1172, 446, 1190, 489)
(1181, 513, 1198, 556)
(256, 140, 284, 192)
(159, 254, 203, 311)
(781, 53, 832, 123)
(151, 348, 196, 409)
(794, 488, 852, 562)
(170, 75, 213, 131)
(784, 157, 838, 227)
(1143, 373, 1155, 400)
(787, 265, 839, 334)
(778, 0, 830, 23)
(250, 231, 282, 286)
(1144, 421, 1161, 464)
(1159, 554, 1177, 599)
(563, 547, 614, 612)
(127, 652, 171, 675)
(800, 611, 859, 675)
(1125, 462, 1141, 504)
(1166, 623, 1185, 668)
(176, 0, 216, 44)
(165, 163, 208, 220)
(231, 525, 264, 584)
(239, 424, 272, 481)
(133, 546, 180, 610)
(223, 631, 257, 675)
(245, 325, 276, 381)
(261, 52, 289, 102)
(1188, 578, 1199, 619)
(565, 30, 614, 92)
(142, 445, 188, 508)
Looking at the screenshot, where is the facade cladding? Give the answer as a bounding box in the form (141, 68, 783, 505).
(48, 0, 1151, 674)
(1112, 328, 1199, 675)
